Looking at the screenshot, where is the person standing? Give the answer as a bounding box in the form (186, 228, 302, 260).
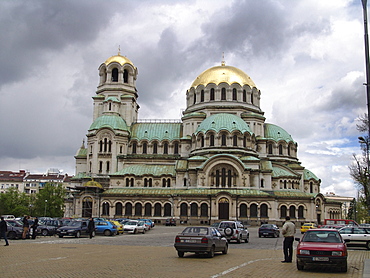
(0, 217, 9, 246)
(22, 215, 30, 239)
(281, 216, 296, 263)
(31, 217, 39, 239)
(88, 217, 95, 239)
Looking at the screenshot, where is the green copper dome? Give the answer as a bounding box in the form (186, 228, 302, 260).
(195, 113, 252, 135)
(264, 123, 294, 143)
(89, 115, 129, 132)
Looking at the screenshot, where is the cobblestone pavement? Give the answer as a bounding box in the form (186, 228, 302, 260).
(0, 237, 369, 278)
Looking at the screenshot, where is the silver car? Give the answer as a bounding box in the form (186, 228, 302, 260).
(123, 220, 146, 234)
(174, 226, 228, 258)
(216, 221, 249, 243)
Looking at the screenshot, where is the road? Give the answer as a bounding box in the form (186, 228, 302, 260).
(0, 225, 369, 278)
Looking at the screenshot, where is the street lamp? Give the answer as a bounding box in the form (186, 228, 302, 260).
(361, 0, 370, 140)
(44, 200, 48, 217)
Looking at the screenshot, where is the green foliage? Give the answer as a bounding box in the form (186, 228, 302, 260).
(0, 187, 31, 217)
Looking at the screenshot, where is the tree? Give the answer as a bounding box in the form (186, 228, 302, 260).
(0, 187, 31, 217)
(33, 183, 66, 217)
(350, 113, 370, 217)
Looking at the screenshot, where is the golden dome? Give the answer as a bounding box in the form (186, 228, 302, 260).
(104, 54, 135, 67)
(191, 64, 256, 88)
(84, 179, 103, 189)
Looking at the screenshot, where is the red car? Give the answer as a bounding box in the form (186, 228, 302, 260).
(295, 229, 347, 272)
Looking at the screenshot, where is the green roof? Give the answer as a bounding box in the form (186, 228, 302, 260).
(264, 123, 295, 143)
(89, 115, 129, 132)
(75, 148, 87, 158)
(195, 113, 252, 135)
(112, 164, 176, 177)
(272, 190, 316, 198)
(130, 123, 182, 141)
(104, 96, 120, 103)
(303, 169, 320, 181)
(272, 166, 299, 178)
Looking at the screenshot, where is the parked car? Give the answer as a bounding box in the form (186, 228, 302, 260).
(56, 220, 90, 238)
(95, 220, 117, 236)
(140, 219, 154, 229)
(258, 224, 280, 238)
(37, 219, 72, 236)
(123, 220, 146, 234)
(109, 220, 123, 234)
(216, 221, 249, 243)
(174, 226, 228, 258)
(295, 229, 347, 272)
(300, 223, 317, 234)
(4, 220, 24, 239)
(338, 226, 370, 249)
(166, 218, 176, 226)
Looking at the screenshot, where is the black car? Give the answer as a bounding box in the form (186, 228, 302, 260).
(258, 224, 280, 238)
(5, 220, 25, 239)
(166, 218, 176, 226)
(56, 220, 90, 238)
(37, 219, 72, 236)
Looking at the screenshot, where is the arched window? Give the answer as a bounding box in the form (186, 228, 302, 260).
(162, 179, 166, 187)
(154, 203, 161, 216)
(164, 203, 171, 216)
(243, 90, 247, 102)
(232, 88, 237, 100)
(109, 102, 112, 111)
(82, 197, 93, 218)
(130, 178, 134, 187)
(180, 203, 188, 216)
(115, 202, 123, 216)
(284, 180, 287, 189)
(193, 92, 196, 104)
(251, 92, 254, 104)
(289, 206, 296, 218)
(99, 161, 103, 173)
(167, 178, 171, 187)
(243, 136, 246, 148)
(126, 178, 130, 187)
(144, 203, 152, 216)
(142, 142, 147, 154)
(132, 142, 137, 154)
(288, 145, 291, 156)
(221, 134, 227, 146)
(298, 206, 304, 219)
(310, 182, 313, 193)
(260, 204, 268, 217)
(221, 88, 226, 100)
(125, 203, 132, 216)
(268, 143, 273, 154)
(239, 204, 247, 217)
(210, 88, 215, 101)
(250, 204, 258, 217)
(233, 135, 237, 146)
(123, 69, 128, 83)
(280, 205, 287, 218)
(210, 134, 215, 147)
(201, 203, 208, 217)
(190, 203, 198, 216)
(153, 142, 158, 154)
(201, 135, 204, 147)
(279, 144, 283, 155)
(102, 202, 110, 216)
(135, 203, 142, 216)
(106, 161, 110, 172)
(163, 142, 168, 154)
(261, 179, 264, 188)
(174, 142, 179, 154)
(144, 178, 148, 187)
(201, 90, 204, 102)
(112, 68, 119, 82)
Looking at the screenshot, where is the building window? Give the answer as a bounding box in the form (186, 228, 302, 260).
(221, 88, 226, 100)
(239, 204, 247, 217)
(251, 92, 254, 104)
(243, 90, 246, 102)
(123, 69, 128, 83)
(210, 88, 215, 101)
(125, 203, 132, 216)
(142, 142, 147, 154)
(279, 144, 283, 155)
(310, 182, 313, 193)
(201, 90, 204, 102)
(174, 142, 179, 155)
(193, 92, 196, 104)
(233, 135, 237, 146)
(154, 203, 161, 216)
(200, 203, 208, 217)
(132, 142, 137, 154)
(164, 203, 171, 217)
(261, 179, 264, 188)
(115, 203, 123, 216)
(250, 204, 258, 217)
(102, 202, 110, 216)
(232, 88, 237, 100)
(221, 134, 227, 146)
(112, 68, 118, 82)
(201, 135, 204, 147)
(260, 204, 268, 217)
(280, 205, 287, 218)
(163, 142, 168, 154)
(144, 203, 152, 216)
(99, 161, 103, 173)
(268, 144, 273, 154)
(298, 206, 304, 218)
(106, 161, 110, 172)
(190, 203, 198, 216)
(135, 203, 142, 216)
(210, 134, 215, 147)
(180, 203, 188, 216)
(153, 142, 158, 154)
(289, 206, 296, 218)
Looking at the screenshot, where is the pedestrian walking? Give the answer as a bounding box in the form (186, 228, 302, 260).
(0, 217, 9, 246)
(22, 215, 30, 239)
(281, 216, 296, 263)
(88, 217, 95, 239)
(31, 217, 39, 239)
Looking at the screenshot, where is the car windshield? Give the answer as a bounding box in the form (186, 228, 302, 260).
(182, 227, 209, 235)
(69, 221, 82, 227)
(211, 222, 220, 227)
(261, 224, 273, 228)
(126, 221, 138, 225)
(302, 231, 341, 243)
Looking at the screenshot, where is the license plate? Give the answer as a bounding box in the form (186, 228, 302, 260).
(183, 239, 196, 243)
(263, 233, 268, 235)
(313, 257, 329, 261)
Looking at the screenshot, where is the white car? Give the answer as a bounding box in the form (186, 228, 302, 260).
(123, 220, 146, 234)
(338, 226, 370, 249)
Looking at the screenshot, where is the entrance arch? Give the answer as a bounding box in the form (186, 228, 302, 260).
(218, 197, 229, 220)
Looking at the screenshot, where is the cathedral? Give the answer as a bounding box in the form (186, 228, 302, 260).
(69, 52, 342, 225)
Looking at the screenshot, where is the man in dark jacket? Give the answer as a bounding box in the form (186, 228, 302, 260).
(88, 217, 95, 239)
(31, 217, 39, 239)
(0, 217, 9, 246)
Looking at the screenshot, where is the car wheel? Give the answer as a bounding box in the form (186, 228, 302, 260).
(366, 241, 370, 250)
(7, 231, 16, 240)
(258, 234, 261, 238)
(41, 229, 48, 236)
(104, 230, 112, 236)
(224, 227, 233, 237)
(75, 231, 81, 238)
(222, 244, 228, 254)
(237, 236, 241, 244)
(245, 234, 249, 243)
(142, 229, 145, 234)
(208, 246, 215, 258)
(59, 235, 64, 238)
(340, 261, 347, 272)
(177, 251, 184, 258)
(134, 229, 137, 234)
(296, 261, 304, 271)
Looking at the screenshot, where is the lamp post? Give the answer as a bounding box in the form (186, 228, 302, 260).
(362, 0, 370, 138)
(44, 200, 48, 217)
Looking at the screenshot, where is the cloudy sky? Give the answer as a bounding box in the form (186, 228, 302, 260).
(0, 0, 367, 197)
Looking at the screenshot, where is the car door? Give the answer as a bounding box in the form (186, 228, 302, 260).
(339, 227, 353, 241)
(351, 228, 370, 245)
(211, 228, 222, 250)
